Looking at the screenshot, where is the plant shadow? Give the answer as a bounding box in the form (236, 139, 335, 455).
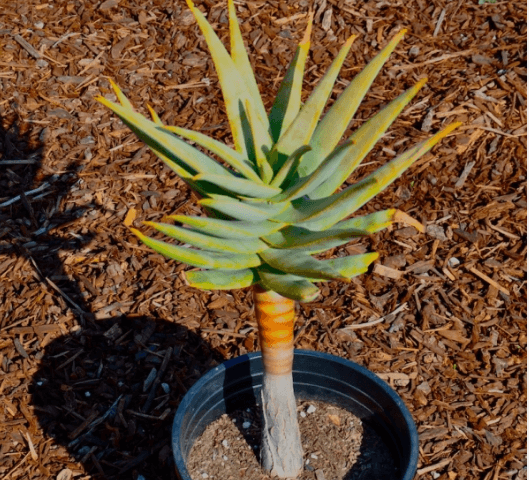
(30, 314, 226, 480)
(0, 112, 96, 329)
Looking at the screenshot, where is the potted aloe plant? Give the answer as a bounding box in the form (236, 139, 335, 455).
(97, 1, 459, 478)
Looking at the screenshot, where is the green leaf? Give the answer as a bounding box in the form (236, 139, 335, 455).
(108, 79, 134, 110)
(272, 33, 356, 163)
(273, 122, 461, 231)
(268, 13, 313, 143)
(262, 225, 368, 251)
(243, 99, 274, 183)
(186, 0, 271, 158)
(227, 0, 269, 135)
(143, 221, 268, 253)
(309, 78, 428, 199)
(334, 209, 424, 234)
(130, 228, 262, 269)
(323, 252, 379, 278)
(199, 194, 290, 221)
(186, 268, 259, 290)
(169, 215, 286, 238)
(192, 173, 281, 198)
(300, 29, 408, 177)
(95, 96, 231, 178)
(269, 140, 354, 203)
(163, 125, 262, 183)
(259, 248, 350, 282)
(270, 146, 312, 189)
(256, 265, 320, 303)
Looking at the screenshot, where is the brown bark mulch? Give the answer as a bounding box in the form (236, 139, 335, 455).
(0, 0, 526, 479)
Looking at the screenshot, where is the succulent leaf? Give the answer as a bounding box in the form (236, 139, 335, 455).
(169, 215, 286, 238)
(186, 268, 259, 289)
(272, 33, 356, 165)
(310, 77, 428, 199)
(270, 146, 312, 189)
(143, 221, 268, 253)
(243, 99, 274, 183)
(262, 225, 368, 251)
(258, 248, 350, 282)
(320, 252, 379, 278)
(270, 140, 354, 203)
(335, 209, 424, 233)
(256, 265, 320, 303)
(300, 29, 408, 177)
(163, 126, 263, 183)
(130, 228, 262, 269)
(273, 123, 460, 231)
(95, 97, 231, 178)
(108, 78, 134, 110)
(227, 0, 268, 128)
(268, 13, 313, 143)
(186, 0, 271, 159)
(193, 173, 281, 199)
(199, 194, 290, 221)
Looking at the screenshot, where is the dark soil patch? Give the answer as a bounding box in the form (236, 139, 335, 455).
(187, 399, 398, 480)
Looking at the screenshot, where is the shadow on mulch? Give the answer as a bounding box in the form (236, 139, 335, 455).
(29, 315, 226, 480)
(30, 318, 405, 480)
(0, 113, 96, 329)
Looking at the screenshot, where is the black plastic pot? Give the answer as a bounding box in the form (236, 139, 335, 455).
(172, 349, 418, 480)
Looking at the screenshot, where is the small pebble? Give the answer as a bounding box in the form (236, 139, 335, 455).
(223, 455, 228, 461)
(222, 440, 229, 448)
(201, 474, 208, 479)
(84, 391, 91, 397)
(300, 411, 306, 418)
(242, 421, 251, 429)
(307, 405, 317, 414)
(161, 383, 170, 393)
(34, 21, 44, 28)
(311, 453, 318, 459)
(448, 257, 460, 268)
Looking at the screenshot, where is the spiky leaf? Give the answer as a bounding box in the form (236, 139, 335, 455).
(130, 228, 262, 269)
(258, 248, 350, 282)
(186, 268, 259, 289)
(169, 215, 286, 238)
(256, 265, 320, 303)
(143, 221, 268, 253)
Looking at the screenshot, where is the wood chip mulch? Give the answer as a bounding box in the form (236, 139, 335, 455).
(0, 1, 526, 479)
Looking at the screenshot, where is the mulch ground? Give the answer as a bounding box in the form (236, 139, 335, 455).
(0, 0, 526, 479)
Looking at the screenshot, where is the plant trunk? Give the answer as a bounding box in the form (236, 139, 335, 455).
(253, 285, 303, 479)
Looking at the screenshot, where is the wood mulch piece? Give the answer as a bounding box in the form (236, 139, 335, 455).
(0, 0, 526, 479)
(186, 399, 397, 480)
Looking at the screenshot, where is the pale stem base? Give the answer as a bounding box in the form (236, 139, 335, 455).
(260, 372, 303, 479)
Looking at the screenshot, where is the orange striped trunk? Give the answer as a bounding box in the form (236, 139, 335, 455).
(253, 284, 303, 478)
(253, 284, 296, 376)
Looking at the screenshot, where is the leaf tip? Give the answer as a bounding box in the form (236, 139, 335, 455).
(345, 33, 357, 47)
(416, 76, 428, 89)
(146, 104, 160, 123)
(129, 227, 143, 238)
(392, 210, 424, 233)
(301, 11, 314, 45)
